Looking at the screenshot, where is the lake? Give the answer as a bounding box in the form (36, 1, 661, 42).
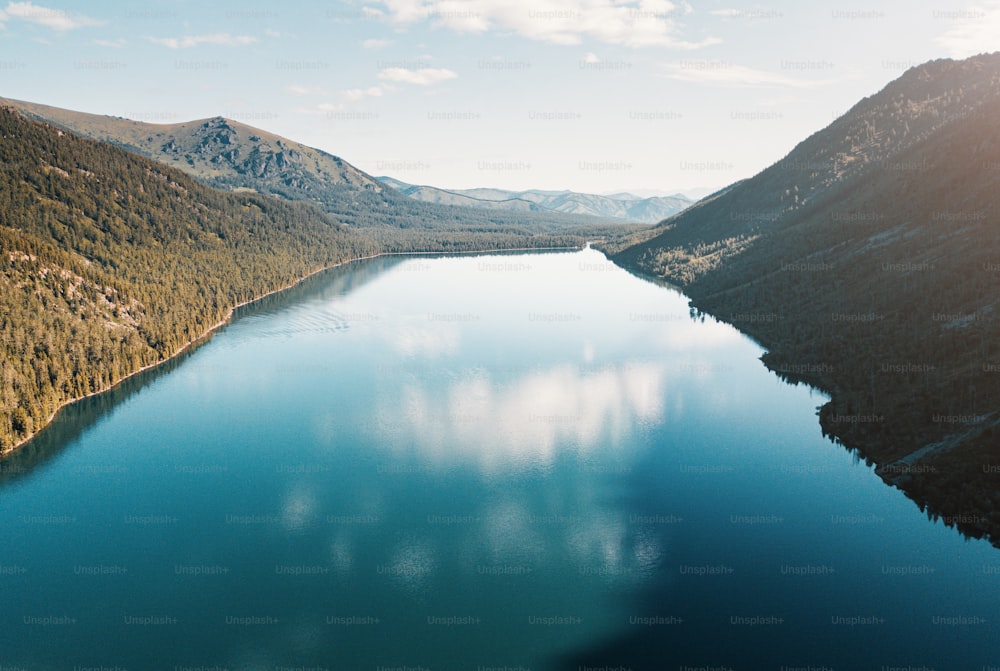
(2, 248, 998, 670)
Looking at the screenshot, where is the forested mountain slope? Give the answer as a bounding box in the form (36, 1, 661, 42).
(609, 53, 1000, 544)
(0, 107, 384, 451)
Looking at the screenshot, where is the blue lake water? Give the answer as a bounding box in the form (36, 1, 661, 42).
(2, 249, 998, 670)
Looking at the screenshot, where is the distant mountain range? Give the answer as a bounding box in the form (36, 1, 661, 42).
(606, 52, 1000, 547)
(378, 176, 693, 223)
(5, 97, 686, 227)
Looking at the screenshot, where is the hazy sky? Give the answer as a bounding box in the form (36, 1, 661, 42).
(0, 0, 994, 195)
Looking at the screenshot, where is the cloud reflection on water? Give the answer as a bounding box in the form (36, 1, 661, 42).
(387, 322, 462, 358)
(378, 362, 667, 473)
(347, 358, 678, 601)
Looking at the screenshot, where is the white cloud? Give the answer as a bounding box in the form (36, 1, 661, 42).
(287, 84, 328, 96)
(583, 52, 600, 63)
(304, 84, 396, 116)
(3, 1, 102, 31)
(370, 0, 718, 48)
(378, 66, 457, 84)
(313, 85, 391, 114)
(316, 102, 344, 113)
(363, 37, 392, 48)
(93, 37, 126, 48)
(660, 61, 828, 88)
(710, 7, 782, 20)
(379, 0, 432, 23)
(933, 1, 1000, 57)
(342, 86, 385, 102)
(147, 33, 258, 49)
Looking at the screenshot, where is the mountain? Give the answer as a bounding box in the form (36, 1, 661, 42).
(377, 177, 694, 223)
(0, 98, 628, 244)
(607, 53, 1000, 545)
(0, 106, 372, 452)
(376, 177, 542, 212)
(2, 97, 382, 195)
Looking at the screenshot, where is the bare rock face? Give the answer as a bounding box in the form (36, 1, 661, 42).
(0, 98, 386, 211)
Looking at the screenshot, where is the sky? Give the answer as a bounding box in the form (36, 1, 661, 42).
(0, 0, 996, 197)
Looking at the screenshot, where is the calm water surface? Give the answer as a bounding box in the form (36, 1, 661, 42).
(2, 249, 998, 670)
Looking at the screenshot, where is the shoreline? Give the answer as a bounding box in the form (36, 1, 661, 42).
(4, 243, 583, 456)
(607, 255, 1000, 549)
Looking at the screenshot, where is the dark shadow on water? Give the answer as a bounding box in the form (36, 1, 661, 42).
(554, 442, 994, 671)
(0, 344, 203, 490)
(0, 255, 407, 490)
(229, 254, 406, 321)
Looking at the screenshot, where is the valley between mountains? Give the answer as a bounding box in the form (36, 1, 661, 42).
(4, 53, 1000, 547)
